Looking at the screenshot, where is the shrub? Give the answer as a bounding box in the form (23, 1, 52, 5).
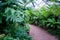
(0, 0, 33, 40)
(28, 3, 60, 39)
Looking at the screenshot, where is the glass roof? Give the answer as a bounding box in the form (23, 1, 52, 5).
(26, 0, 48, 9)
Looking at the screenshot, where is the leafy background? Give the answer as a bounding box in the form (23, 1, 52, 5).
(0, 0, 33, 40)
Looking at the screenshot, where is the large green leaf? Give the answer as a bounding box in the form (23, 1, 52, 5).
(5, 7, 25, 23)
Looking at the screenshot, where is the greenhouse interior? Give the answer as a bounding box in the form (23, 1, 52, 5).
(0, 0, 60, 40)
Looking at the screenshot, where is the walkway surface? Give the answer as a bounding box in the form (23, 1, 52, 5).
(29, 25, 58, 40)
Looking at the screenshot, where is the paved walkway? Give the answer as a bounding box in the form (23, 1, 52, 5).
(29, 25, 58, 40)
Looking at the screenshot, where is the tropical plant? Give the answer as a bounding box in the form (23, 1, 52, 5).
(0, 0, 33, 40)
(28, 3, 60, 40)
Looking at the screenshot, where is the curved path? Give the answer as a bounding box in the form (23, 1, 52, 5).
(29, 25, 58, 40)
